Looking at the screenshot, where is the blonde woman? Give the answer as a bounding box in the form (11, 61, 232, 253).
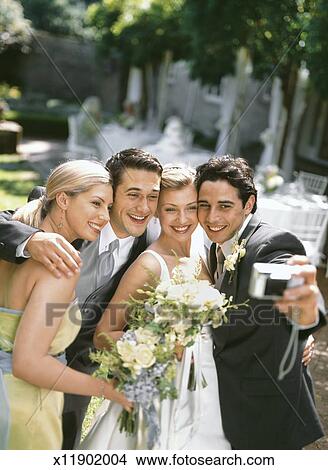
(0, 160, 132, 450)
(81, 165, 231, 450)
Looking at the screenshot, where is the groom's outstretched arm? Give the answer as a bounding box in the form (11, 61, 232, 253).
(275, 255, 326, 331)
(253, 234, 326, 331)
(0, 210, 40, 263)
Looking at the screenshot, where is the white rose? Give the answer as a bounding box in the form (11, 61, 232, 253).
(134, 344, 156, 368)
(265, 165, 278, 178)
(224, 253, 237, 271)
(166, 284, 185, 301)
(239, 247, 246, 258)
(117, 340, 135, 364)
(274, 175, 284, 187)
(155, 279, 171, 295)
(135, 327, 159, 345)
(266, 175, 284, 190)
(192, 283, 226, 309)
(173, 321, 188, 336)
(167, 281, 198, 303)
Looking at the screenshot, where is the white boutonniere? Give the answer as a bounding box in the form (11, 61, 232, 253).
(224, 237, 246, 284)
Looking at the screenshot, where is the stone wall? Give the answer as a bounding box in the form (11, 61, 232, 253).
(4, 31, 121, 113)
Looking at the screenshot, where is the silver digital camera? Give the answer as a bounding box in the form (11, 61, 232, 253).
(249, 263, 304, 300)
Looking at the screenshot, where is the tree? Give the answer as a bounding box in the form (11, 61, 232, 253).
(0, 0, 31, 52)
(116, 0, 187, 67)
(20, 0, 87, 37)
(306, 0, 328, 99)
(181, 0, 315, 168)
(85, 0, 123, 56)
(119, 0, 188, 124)
(87, 0, 188, 123)
(182, 0, 308, 88)
(86, 0, 187, 65)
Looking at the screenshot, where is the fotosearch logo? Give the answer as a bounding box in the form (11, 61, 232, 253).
(45, 302, 129, 328)
(45, 302, 290, 329)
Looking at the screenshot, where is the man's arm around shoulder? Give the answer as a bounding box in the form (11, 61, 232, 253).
(0, 210, 40, 263)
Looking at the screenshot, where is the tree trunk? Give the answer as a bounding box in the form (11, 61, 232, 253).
(259, 76, 287, 167)
(145, 63, 156, 126)
(157, 50, 173, 129)
(281, 66, 309, 179)
(277, 65, 298, 168)
(215, 47, 252, 155)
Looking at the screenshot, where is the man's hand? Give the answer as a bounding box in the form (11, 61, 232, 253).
(302, 334, 315, 366)
(26, 232, 82, 278)
(275, 255, 319, 327)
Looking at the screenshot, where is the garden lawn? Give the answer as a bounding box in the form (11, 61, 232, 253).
(0, 155, 43, 210)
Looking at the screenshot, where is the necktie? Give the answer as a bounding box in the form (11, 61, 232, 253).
(215, 247, 225, 289)
(96, 238, 119, 288)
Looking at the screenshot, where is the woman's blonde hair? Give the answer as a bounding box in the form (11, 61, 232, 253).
(160, 164, 195, 190)
(13, 160, 112, 228)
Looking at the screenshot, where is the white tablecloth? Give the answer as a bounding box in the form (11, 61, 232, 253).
(257, 194, 328, 260)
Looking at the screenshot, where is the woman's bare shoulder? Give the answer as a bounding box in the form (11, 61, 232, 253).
(18, 259, 79, 292)
(133, 250, 162, 278)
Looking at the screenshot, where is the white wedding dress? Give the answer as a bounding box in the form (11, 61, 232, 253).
(80, 251, 231, 450)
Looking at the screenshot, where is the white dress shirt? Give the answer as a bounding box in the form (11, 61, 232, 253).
(97, 222, 134, 277)
(16, 236, 32, 258)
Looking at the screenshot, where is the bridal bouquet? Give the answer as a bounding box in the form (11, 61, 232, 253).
(90, 257, 239, 448)
(90, 326, 177, 448)
(128, 257, 233, 344)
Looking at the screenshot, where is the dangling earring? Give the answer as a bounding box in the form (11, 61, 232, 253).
(57, 210, 64, 229)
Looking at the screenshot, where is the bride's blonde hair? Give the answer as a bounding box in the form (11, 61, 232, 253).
(13, 160, 112, 228)
(160, 164, 195, 190)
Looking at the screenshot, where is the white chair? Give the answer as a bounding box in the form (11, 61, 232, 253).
(298, 171, 328, 195)
(291, 209, 328, 266)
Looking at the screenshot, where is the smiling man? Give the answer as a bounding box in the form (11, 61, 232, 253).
(198, 177, 255, 245)
(196, 155, 325, 450)
(108, 152, 161, 239)
(0, 148, 162, 449)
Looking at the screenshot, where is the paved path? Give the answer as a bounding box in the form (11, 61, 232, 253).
(19, 138, 71, 179)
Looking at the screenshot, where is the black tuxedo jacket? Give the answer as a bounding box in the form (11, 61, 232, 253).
(0, 186, 47, 261)
(0, 210, 40, 262)
(209, 215, 326, 449)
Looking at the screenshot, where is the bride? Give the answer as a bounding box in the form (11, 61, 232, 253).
(80, 164, 231, 450)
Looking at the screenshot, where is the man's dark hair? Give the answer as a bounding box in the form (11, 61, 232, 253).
(106, 148, 163, 193)
(195, 155, 257, 213)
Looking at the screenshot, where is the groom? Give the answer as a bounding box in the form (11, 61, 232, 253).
(0, 148, 162, 449)
(196, 155, 326, 450)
